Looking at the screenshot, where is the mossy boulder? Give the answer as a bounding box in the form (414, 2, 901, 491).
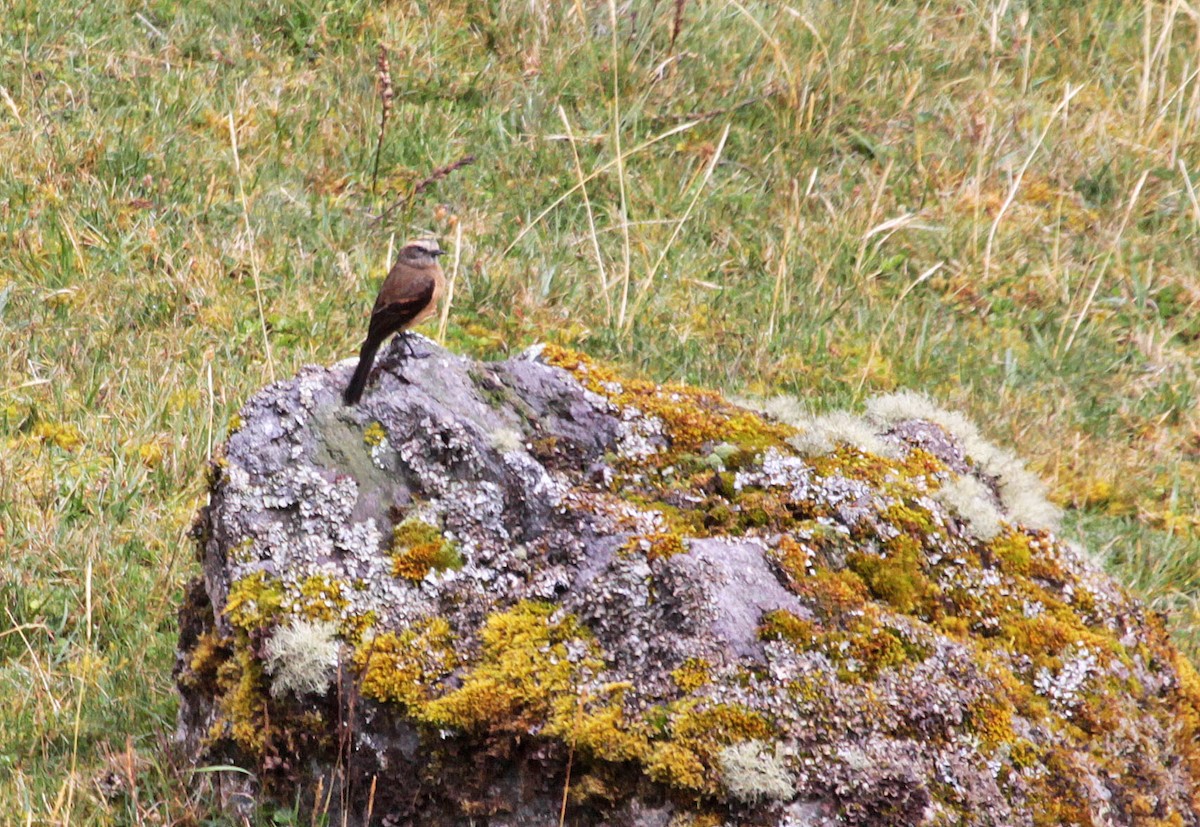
(176, 337, 1200, 826)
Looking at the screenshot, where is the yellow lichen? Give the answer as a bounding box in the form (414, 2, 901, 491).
(420, 602, 601, 733)
(363, 421, 387, 447)
(291, 573, 349, 622)
(224, 571, 284, 630)
(670, 658, 712, 693)
(213, 643, 269, 754)
(356, 618, 458, 709)
(32, 421, 83, 451)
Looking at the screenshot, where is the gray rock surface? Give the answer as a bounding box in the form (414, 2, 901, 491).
(177, 337, 1200, 826)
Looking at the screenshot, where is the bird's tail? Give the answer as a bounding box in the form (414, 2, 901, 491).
(343, 339, 381, 405)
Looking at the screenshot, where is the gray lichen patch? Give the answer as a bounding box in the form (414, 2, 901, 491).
(177, 340, 1200, 827)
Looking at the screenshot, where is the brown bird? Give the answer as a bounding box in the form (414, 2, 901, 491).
(343, 238, 447, 405)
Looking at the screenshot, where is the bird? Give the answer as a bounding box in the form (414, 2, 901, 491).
(343, 238, 447, 405)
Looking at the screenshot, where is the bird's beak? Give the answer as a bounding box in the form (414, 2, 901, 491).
(433, 250, 447, 257)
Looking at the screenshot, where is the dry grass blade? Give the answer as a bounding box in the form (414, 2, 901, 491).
(501, 118, 703, 257)
(558, 105, 612, 321)
(854, 261, 944, 397)
(1178, 159, 1200, 225)
(625, 122, 731, 332)
(0, 85, 22, 125)
(61, 559, 94, 825)
(766, 178, 799, 339)
(725, 0, 801, 109)
(983, 83, 1081, 281)
(437, 221, 462, 343)
(228, 107, 276, 382)
(609, 0, 633, 331)
(1059, 168, 1150, 357)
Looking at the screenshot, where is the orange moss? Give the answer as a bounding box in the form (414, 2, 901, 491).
(541, 344, 795, 461)
(796, 567, 870, 619)
(390, 518, 462, 580)
(622, 531, 687, 561)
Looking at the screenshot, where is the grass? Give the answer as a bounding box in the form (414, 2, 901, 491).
(1, 0, 1198, 821)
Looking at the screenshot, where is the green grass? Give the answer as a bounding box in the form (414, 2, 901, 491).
(2, 0, 1199, 820)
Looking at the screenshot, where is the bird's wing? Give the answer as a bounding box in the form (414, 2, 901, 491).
(366, 275, 436, 342)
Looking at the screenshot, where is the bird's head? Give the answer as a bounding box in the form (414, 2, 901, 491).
(399, 238, 447, 267)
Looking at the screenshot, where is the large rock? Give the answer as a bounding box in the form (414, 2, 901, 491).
(176, 337, 1200, 826)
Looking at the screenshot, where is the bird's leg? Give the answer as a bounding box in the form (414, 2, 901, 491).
(399, 331, 433, 360)
(400, 332, 419, 359)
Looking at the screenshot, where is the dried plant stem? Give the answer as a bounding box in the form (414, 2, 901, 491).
(558, 692, 586, 827)
(437, 221, 462, 343)
(371, 45, 394, 196)
(376, 155, 476, 223)
(609, 0, 633, 331)
(670, 0, 688, 51)
(766, 178, 800, 339)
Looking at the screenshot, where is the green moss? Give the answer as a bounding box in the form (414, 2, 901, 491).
(847, 534, 936, 616)
(759, 609, 817, 646)
(733, 490, 795, 530)
(989, 530, 1033, 576)
(644, 702, 775, 794)
(762, 606, 927, 683)
(390, 517, 463, 580)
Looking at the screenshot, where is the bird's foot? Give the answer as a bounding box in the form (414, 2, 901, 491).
(400, 333, 433, 360)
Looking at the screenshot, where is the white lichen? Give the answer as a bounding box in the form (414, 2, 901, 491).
(488, 427, 525, 454)
(786, 411, 902, 460)
(732, 394, 809, 428)
(866, 390, 1060, 530)
(718, 740, 796, 803)
(263, 618, 340, 698)
(934, 474, 1003, 541)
